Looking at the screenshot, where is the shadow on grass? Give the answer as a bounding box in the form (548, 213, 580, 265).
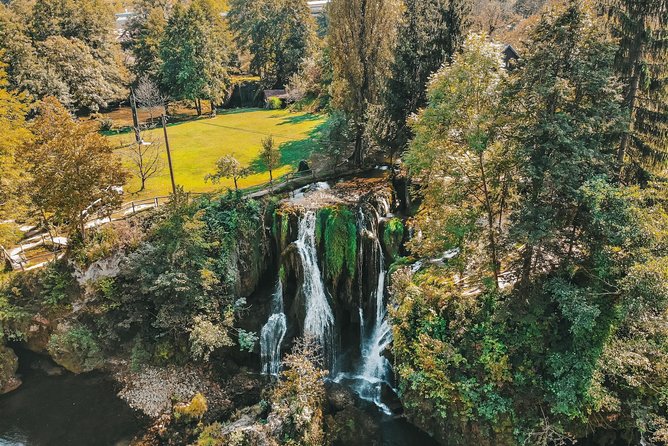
(277, 113, 322, 126)
(249, 120, 328, 173)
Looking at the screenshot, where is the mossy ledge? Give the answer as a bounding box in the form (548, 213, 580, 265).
(316, 206, 358, 284)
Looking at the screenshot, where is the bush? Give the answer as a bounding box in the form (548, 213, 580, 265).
(40, 263, 75, 307)
(100, 118, 114, 131)
(267, 96, 283, 110)
(174, 392, 208, 421)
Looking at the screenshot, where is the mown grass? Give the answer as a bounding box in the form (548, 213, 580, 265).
(108, 108, 326, 201)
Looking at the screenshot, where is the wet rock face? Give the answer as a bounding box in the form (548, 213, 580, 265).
(0, 344, 21, 394)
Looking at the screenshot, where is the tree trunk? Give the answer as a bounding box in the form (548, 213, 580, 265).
(478, 153, 500, 289)
(269, 169, 273, 182)
(234, 178, 238, 191)
(352, 124, 364, 167)
(210, 99, 216, 117)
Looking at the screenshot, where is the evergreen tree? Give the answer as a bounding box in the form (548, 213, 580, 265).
(386, 0, 471, 153)
(328, 0, 402, 166)
(608, 0, 668, 178)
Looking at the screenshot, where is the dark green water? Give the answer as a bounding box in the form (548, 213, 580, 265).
(0, 350, 146, 446)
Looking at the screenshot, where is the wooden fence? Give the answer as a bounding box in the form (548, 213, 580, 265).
(2, 166, 359, 272)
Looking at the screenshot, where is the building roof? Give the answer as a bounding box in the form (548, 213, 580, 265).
(264, 89, 288, 100)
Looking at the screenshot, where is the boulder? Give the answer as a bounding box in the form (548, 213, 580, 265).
(0, 344, 21, 394)
(326, 381, 356, 413)
(327, 406, 380, 446)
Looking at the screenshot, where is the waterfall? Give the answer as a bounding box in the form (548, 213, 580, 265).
(295, 211, 335, 362)
(355, 237, 393, 412)
(260, 280, 287, 376)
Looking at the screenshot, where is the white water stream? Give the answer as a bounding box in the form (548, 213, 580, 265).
(295, 211, 335, 362)
(260, 280, 287, 376)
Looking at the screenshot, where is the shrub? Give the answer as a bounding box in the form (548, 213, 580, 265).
(267, 96, 283, 110)
(100, 118, 114, 131)
(189, 315, 233, 362)
(174, 392, 208, 421)
(40, 263, 75, 307)
(383, 218, 404, 261)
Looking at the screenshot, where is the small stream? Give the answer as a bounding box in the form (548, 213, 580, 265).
(0, 349, 146, 446)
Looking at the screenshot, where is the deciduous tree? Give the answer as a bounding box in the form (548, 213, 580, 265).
(23, 97, 128, 240)
(160, 0, 231, 114)
(205, 154, 250, 191)
(0, 60, 31, 246)
(328, 0, 402, 166)
(260, 135, 280, 182)
(406, 34, 509, 289)
(228, 0, 316, 88)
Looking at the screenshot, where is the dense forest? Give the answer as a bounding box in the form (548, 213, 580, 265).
(1, 0, 668, 445)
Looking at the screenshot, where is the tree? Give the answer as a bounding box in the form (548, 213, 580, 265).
(126, 5, 167, 83)
(607, 0, 668, 178)
(0, 60, 31, 246)
(128, 135, 164, 192)
(385, 0, 470, 153)
(0, 0, 126, 111)
(328, 0, 402, 166)
(506, 2, 626, 285)
(205, 154, 250, 191)
(228, 0, 317, 88)
(134, 75, 166, 124)
(36, 36, 125, 111)
(22, 97, 128, 240)
(406, 34, 509, 289)
(260, 135, 280, 182)
(160, 0, 231, 114)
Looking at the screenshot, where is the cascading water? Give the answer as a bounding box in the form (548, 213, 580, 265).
(260, 280, 287, 376)
(355, 233, 393, 412)
(295, 211, 335, 363)
(334, 200, 394, 413)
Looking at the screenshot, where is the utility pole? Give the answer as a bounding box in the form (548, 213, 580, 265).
(130, 89, 141, 144)
(161, 112, 177, 195)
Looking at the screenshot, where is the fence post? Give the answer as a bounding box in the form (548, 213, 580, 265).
(132, 202, 136, 214)
(154, 197, 159, 208)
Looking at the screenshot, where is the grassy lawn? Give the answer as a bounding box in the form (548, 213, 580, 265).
(108, 108, 326, 201)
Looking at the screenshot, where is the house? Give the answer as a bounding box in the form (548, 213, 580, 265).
(502, 44, 520, 69)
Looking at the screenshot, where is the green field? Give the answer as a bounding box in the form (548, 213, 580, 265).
(109, 108, 326, 201)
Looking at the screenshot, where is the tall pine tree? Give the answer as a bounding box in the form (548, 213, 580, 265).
(385, 0, 470, 152)
(608, 0, 668, 178)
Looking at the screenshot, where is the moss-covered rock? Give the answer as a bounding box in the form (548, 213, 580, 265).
(318, 206, 358, 284)
(382, 218, 404, 262)
(0, 344, 21, 394)
(47, 323, 103, 373)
